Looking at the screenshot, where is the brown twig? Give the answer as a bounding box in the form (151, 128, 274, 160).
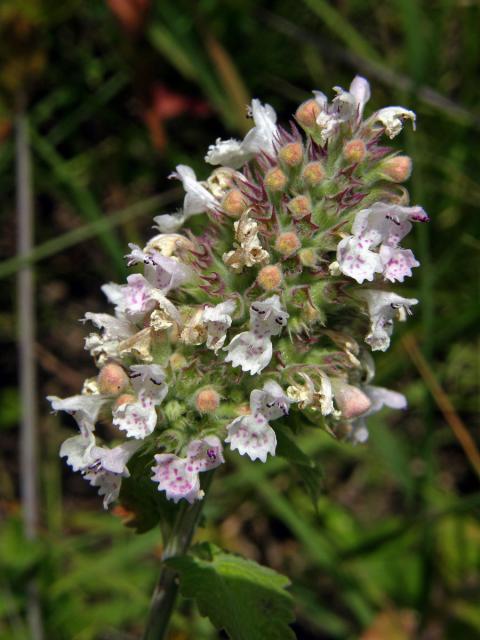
(35, 343, 85, 391)
(402, 333, 480, 478)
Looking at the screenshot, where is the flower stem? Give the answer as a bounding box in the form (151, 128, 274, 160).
(143, 472, 213, 640)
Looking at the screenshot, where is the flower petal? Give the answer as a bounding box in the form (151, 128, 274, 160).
(359, 290, 418, 351)
(379, 245, 419, 282)
(48, 394, 107, 435)
(337, 236, 383, 283)
(372, 106, 416, 139)
(112, 397, 158, 439)
(152, 454, 201, 503)
(225, 414, 277, 462)
(84, 470, 122, 509)
(171, 164, 218, 215)
(250, 381, 290, 420)
(59, 432, 96, 471)
(224, 331, 273, 375)
(186, 436, 225, 472)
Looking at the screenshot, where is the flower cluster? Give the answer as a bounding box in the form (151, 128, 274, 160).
(49, 76, 427, 508)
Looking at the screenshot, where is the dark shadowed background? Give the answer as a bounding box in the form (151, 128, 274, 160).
(1, 1, 479, 638)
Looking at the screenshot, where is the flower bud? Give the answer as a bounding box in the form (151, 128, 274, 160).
(195, 387, 220, 413)
(380, 155, 412, 182)
(98, 363, 129, 395)
(264, 167, 288, 192)
(287, 195, 311, 219)
(222, 188, 248, 218)
(278, 142, 303, 168)
(343, 139, 367, 164)
(169, 352, 187, 370)
(332, 381, 371, 419)
(114, 393, 136, 408)
(299, 247, 317, 267)
(257, 264, 283, 291)
(302, 161, 325, 187)
(275, 232, 301, 257)
(295, 99, 321, 129)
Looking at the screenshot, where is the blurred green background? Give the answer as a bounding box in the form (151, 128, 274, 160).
(1, 1, 479, 638)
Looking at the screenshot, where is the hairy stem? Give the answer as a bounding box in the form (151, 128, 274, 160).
(143, 472, 213, 640)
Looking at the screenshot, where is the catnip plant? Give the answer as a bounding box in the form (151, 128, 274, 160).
(48, 76, 427, 639)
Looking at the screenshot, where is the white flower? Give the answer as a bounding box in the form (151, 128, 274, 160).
(202, 300, 236, 353)
(337, 236, 383, 283)
(83, 441, 140, 509)
(171, 164, 219, 215)
(82, 312, 135, 364)
(129, 364, 168, 401)
(250, 380, 291, 420)
(155, 165, 220, 232)
(59, 431, 96, 471)
(348, 75, 371, 121)
(102, 274, 183, 327)
(205, 99, 278, 169)
(249, 296, 289, 337)
(363, 384, 407, 413)
(223, 332, 273, 376)
(225, 380, 290, 462)
(91, 440, 142, 474)
(225, 414, 276, 462)
(47, 393, 108, 436)
(84, 472, 123, 510)
(153, 211, 187, 233)
(379, 245, 419, 283)
(314, 76, 371, 145)
(224, 296, 288, 375)
(332, 75, 371, 124)
(337, 203, 428, 284)
(126, 244, 191, 292)
(350, 384, 407, 444)
(351, 203, 429, 246)
(359, 290, 418, 351)
(152, 436, 224, 503)
(104, 275, 157, 321)
(371, 106, 416, 139)
(60, 432, 140, 509)
(112, 396, 158, 439)
(113, 364, 168, 438)
(286, 371, 335, 415)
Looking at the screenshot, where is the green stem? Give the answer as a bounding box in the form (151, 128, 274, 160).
(143, 473, 213, 640)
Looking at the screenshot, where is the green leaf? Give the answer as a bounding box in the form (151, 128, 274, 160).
(167, 543, 296, 640)
(275, 426, 323, 505)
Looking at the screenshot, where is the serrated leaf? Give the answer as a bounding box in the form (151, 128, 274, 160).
(275, 426, 323, 505)
(119, 449, 178, 535)
(167, 543, 296, 640)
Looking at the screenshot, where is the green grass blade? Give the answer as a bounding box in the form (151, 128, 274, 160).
(0, 189, 180, 279)
(30, 126, 127, 276)
(302, 0, 382, 62)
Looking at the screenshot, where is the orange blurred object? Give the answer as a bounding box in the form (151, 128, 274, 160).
(106, 0, 150, 34)
(143, 83, 211, 151)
